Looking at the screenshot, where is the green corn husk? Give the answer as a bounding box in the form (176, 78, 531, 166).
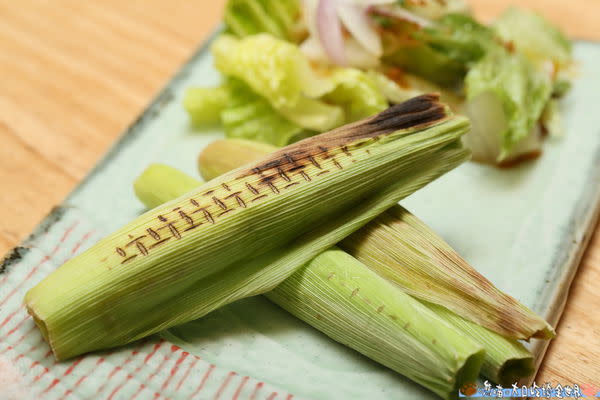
(135, 163, 533, 387)
(25, 95, 470, 361)
(196, 138, 549, 383)
(134, 164, 484, 399)
(340, 208, 554, 341)
(198, 138, 553, 340)
(425, 302, 533, 385)
(270, 250, 484, 399)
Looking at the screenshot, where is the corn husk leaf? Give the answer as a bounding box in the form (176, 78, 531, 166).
(195, 137, 545, 383)
(197, 137, 552, 340)
(135, 165, 484, 399)
(25, 95, 469, 360)
(341, 206, 554, 340)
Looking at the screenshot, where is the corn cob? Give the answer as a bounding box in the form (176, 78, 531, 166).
(25, 95, 470, 360)
(195, 137, 549, 383)
(199, 137, 553, 340)
(134, 164, 484, 400)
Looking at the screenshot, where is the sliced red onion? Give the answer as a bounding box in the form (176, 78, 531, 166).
(317, 0, 347, 66)
(337, 2, 382, 56)
(301, 35, 380, 69)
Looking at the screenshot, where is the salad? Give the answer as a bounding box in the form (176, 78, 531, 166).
(184, 0, 573, 166)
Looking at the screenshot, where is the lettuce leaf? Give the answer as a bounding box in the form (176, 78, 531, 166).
(276, 97, 344, 133)
(381, 13, 495, 86)
(493, 8, 572, 69)
(221, 79, 304, 146)
(214, 34, 395, 131)
(213, 34, 334, 108)
(421, 14, 496, 62)
(183, 86, 230, 126)
(323, 68, 388, 122)
(224, 0, 301, 42)
(541, 99, 564, 138)
(212, 34, 344, 132)
(382, 43, 466, 87)
(463, 47, 552, 163)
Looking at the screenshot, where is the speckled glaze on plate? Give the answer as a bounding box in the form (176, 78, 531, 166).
(2, 35, 599, 400)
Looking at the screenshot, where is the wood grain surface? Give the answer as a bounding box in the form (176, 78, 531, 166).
(0, 0, 598, 388)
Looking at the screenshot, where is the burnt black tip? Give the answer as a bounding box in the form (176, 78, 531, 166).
(369, 93, 447, 132)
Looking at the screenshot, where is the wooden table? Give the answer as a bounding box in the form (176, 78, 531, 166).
(1, 0, 598, 388)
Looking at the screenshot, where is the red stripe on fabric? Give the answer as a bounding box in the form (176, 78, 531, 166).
(94, 342, 146, 398)
(0, 345, 13, 355)
(131, 384, 145, 400)
(62, 351, 114, 399)
(63, 358, 82, 376)
(0, 223, 51, 286)
(33, 367, 49, 382)
(249, 382, 264, 400)
(0, 255, 45, 302)
(175, 358, 199, 391)
(188, 364, 215, 399)
(91, 338, 153, 398)
(0, 309, 21, 329)
(0, 256, 45, 305)
(106, 373, 132, 400)
(213, 371, 237, 400)
(39, 359, 81, 399)
(145, 355, 170, 384)
(160, 350, 189, 391)
(286, 394, 294, 400)
(0, 221, 78, 308)
(6, 313, 30, 336)
(131, 347, 172, 400)
(68, 231, 94, 256)
(59, 222, 79, 243)
(13, 323, 38, 347)
(232, 376, 249, 400)
(64, 357, 105, 398)
(144, 340, 164, 363)
(266, 392, 278, 400)
(74, 374, 88, 388)
(43, 378, 60, 393)
(130, 385, 146, 400)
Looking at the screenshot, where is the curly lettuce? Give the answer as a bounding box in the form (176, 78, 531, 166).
(183, 86, 230, 126)
(324, 68, 388, 122)
(221, 79, 304, 146)
(212, 34, 344, 131)
(213, 34, 334, 107)
(381, 13, 495, 86)
(463, 48, 553, 163)
(212, 34, 388, 132)
(493, 8, 572, 69)
(224, 0, 301, 42)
